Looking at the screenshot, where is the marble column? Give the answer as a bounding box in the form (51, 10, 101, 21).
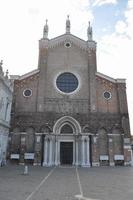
(81, 137, 85, 166)
(72, 140, 75, 165)
(55, 136, 58, 166)
(86, 137, 90, 167)
(75, 137, 79, 166)
(48, 138, 53, 166)
(58, 140, 60, 165)
(43, 138, 48, 166)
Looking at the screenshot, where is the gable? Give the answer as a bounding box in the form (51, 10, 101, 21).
(39, 33, 96, 52)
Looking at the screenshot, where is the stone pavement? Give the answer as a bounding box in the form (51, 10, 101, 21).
(0, 164, 133, 200)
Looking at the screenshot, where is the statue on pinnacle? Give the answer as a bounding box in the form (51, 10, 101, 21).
(43, 19, 49, 39)
(66, 15, 70, 34)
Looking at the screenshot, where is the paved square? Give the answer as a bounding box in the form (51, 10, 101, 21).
(0, 165, 133, 200)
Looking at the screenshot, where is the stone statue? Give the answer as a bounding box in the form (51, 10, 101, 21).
(43, 19, 49, 39)
(0, 60, 3, 74)
(66, 15, 70, 33)
(5, 69, 9, 78)
(87, 21, 93, 41)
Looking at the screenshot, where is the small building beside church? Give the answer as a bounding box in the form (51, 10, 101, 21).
(0, 61, 13, 166)
(9, 17, 132, 167)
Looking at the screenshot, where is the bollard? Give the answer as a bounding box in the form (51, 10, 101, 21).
(24, 165, 28, 175)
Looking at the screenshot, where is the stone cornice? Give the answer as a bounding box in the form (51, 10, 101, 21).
(96, 72, 126, 84)
(10, 69, 39, 81)
(40, 34, 96, 51)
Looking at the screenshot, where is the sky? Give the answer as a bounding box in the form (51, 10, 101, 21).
(0, 0, 133, 133)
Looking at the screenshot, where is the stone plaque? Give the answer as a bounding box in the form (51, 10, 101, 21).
(10, 154, 20, 159)
(114, 155, 124, 160)
(24, 153, 34, 160)
(100, 155, 109, 160)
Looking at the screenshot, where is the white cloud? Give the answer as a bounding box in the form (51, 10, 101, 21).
(125, 0, 133, 38)
(97, 0, 133, 133)
(115, 20, 127, 34)
(93, 0, 117, 6)
(0, 0, 92, 75)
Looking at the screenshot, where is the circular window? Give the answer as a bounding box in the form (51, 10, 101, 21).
(64, 42, 71, 48)
(23, 89, 32, 97)
(56, 72, 78, 93)
(103, 91, 111, 100)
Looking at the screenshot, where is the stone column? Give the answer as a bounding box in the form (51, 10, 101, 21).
(75, 137, 79, 166)
(48, 137, 53, 166)
(43, 137, 48, 166)
(109, 137, 115, 166)
(34, 133, 42, 166)
(58, 140, 61, 165)
(72, 140, 75, 165)
(86, 137, 90, 167)
(19, 132, 26, 165)
(81, 137, 85, 166)
(55, 136, 59, 166)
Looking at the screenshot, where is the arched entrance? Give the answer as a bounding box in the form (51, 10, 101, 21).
(43, 116, 90, 167)
(53, 116, 81, 166)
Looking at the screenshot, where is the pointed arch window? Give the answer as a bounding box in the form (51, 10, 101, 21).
(60, 124, 73, 134)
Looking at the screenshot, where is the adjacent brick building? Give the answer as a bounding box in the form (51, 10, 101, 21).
(9, 17, 131, 166)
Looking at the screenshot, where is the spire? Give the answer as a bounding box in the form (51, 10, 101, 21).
(43, 19, 49, 39)
(87, 21, 93, 41)
(66, 15, 70, 34)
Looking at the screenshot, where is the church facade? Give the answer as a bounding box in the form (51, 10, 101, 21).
(9, 17, 132, 167)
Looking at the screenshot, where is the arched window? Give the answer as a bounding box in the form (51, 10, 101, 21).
(60, 124, 73, 134)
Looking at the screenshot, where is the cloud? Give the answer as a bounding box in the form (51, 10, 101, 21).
(93, 0, 117, 7)
(97, 0, 133, 132)
(98, 0, 133, 74)
(115, 20, 127, 34)
(125, 0, 133, 38)
(0, 0, 93, 75)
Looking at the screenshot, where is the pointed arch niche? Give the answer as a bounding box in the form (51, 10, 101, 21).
(53, 116, 81, 135)
(98, 128, 109, 166)
(98, 128, 108, 155)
